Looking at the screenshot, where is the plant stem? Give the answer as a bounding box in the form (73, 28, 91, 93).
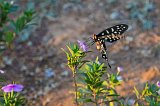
(73, 67, 78, 106)
(93, 92, 99, 106)
(100, 99, 103, 106)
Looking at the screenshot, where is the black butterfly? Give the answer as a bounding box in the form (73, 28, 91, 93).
(90, 24, 128, 68)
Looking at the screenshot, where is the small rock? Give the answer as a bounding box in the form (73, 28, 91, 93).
(37, 90, 44, 97)
(3, 56, 13, 65)
(63, 3, 75, 14)
(21, 65, 27, 71)
(144, 3, 155, 12)
(62, 3, 84, 14)
(44, 68, 55, 78)
(50, 83, 59, 89)
(140, 49, 151, 57)
(27, 41, 33, 46)
(128, 99, 135, 105)
(110, 60, 115, 65)
(35, 67, 41, 73)
(61, 70, 69, 77)
(60, 64, 65, 68)
(44, 86, 51, 94)
(126, 36, 133, 43)
(123, 46, 129, 51)
(29, 72, 35, 76)
(110, 11, 123, 20)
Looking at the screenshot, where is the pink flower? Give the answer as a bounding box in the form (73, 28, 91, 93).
(1, 84, 24, 92)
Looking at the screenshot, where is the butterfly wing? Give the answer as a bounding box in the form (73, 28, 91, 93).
(96, 24, 128, 43)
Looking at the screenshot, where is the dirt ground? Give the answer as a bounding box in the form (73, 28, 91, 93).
(1, 0, 160, 106)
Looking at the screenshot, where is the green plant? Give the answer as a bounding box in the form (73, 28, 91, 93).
(62, 41, 160, 106)
(0, 1, 35, 105)
(134, 83, 160, 106)
(62, 42, 89, 105)
(1, 84, 25, 106)
(0, 1, 35, 55)
(62, 41, 123, 106)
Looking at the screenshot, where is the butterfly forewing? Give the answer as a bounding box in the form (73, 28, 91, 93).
(96, 24, 128, 43)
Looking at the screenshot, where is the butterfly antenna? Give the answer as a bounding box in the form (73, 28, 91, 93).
(85, 37, 95, 47)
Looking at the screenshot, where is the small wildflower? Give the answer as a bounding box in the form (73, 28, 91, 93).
(77, 40, 88, 52)
(1, 84, 24, 92)
(117, 67, 123, 72)
(157, 81, 160, 87)
(0, 70, 4, 74)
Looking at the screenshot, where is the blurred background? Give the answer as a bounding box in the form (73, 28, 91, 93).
(0, 0, 160, 106)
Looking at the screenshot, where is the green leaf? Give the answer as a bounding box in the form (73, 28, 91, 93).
(67, 45, 74, 56)
(98, 63, 104, 70)
(145, 96, 151, 103)
(9, 20, 17, 33)
(9, 5, 19, 13)
(134, 86, 140, 98)
(83, 99, 93, 102)
(4, 31, 15, 43)
(61, 48, 70, 59)
(94, 81, 103, 87)
(85, 64, 93, 72)
(95, 56, 99, 63)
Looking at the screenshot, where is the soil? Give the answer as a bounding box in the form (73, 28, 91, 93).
(0, 0, 160, 106)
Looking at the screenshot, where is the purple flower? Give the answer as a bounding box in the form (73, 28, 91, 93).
(1, 84, 24, 92)
(117, 67, 123, 72)
(157, 81, 160, 87)
(77, 40, 88, 52)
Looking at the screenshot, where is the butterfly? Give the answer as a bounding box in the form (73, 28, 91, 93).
(89, 24, 128, 68)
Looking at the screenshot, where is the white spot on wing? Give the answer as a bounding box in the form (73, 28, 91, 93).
(106, 30, 109, 34)
(111, 28, 114, 32)
(102, 33, 104, 35)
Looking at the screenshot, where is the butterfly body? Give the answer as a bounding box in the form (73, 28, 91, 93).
(92, 24, 128, 68)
